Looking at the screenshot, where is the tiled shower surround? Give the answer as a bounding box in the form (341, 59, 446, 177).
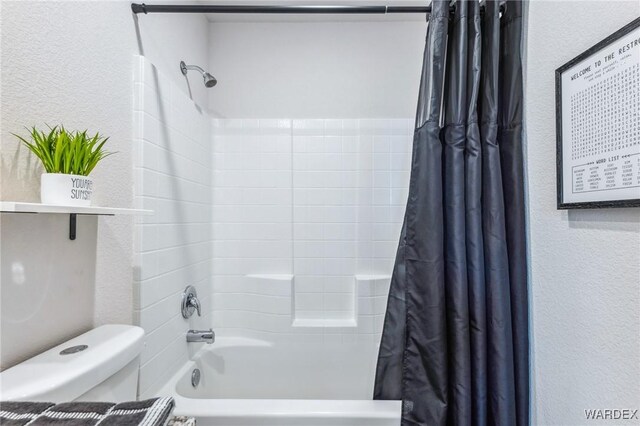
(133, 56, 212, 398)
(211, 119, 412, 342)
(133, 56, 413, 397)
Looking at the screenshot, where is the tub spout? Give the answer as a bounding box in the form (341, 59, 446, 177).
(187, 329, 215, 344)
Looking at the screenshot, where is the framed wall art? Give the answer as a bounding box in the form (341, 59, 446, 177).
(556, 17, 640, 209)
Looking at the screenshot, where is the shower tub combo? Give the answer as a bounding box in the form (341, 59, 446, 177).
(158, 337, 401, 426)
(158, 274, 402, 425)
(133, 55, 408, 425)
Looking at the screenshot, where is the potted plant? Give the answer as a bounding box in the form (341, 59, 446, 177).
(14, 126, 114, 206)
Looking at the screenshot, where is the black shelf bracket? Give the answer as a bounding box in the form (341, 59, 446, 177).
(69, 214, 77, 240)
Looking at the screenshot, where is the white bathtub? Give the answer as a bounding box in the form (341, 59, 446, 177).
(157, 337, 401, 426)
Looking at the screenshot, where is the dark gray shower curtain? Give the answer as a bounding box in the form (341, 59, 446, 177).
(373, 1, 529, 425)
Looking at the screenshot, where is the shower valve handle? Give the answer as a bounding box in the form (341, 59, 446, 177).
(188, 297, 201, 316)
(181, 285, 202, 318)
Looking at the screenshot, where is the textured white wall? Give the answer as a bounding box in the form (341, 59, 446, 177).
(526, 2, 640, 424)
(208, 21, 426, 118)
(0, 1, 209, 369)
(0, 215, 98, 369)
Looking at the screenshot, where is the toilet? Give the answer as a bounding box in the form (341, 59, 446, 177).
(0, 325, 145, 403)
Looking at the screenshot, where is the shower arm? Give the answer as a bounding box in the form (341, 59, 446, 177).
(180, 62, 205, 76)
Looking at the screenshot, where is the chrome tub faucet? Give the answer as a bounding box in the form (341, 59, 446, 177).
(181, 286, 215, 344)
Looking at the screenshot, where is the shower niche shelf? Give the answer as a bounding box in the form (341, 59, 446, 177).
(0, 202, 153, 240)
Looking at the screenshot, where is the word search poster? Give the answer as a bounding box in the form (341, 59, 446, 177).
(556, 18, 640, 208)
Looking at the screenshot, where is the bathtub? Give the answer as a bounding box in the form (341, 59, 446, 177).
(157, 337, 401, 426)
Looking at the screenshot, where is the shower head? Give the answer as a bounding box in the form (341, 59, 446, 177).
(202, 72, 217, 88)
(180, 61, 217, 88)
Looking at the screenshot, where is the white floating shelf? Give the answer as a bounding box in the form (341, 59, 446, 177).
(0, 202, 152, 216)
(0, 202, 153, 240)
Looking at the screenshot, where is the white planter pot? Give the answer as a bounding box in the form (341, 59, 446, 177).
(41, 173, 94, 206)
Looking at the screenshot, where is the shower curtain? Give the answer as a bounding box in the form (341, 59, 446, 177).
(373, 1, 529, 425)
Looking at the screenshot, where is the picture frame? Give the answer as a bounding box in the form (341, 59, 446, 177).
(555, 17, 640, 209)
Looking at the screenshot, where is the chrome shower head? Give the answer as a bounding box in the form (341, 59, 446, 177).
(180, 61, 217, 88)
(203, 72, 217, 88)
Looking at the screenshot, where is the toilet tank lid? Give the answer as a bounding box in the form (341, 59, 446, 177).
(0, 325, 145, 401)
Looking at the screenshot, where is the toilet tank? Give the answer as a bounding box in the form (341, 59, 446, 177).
(0, 325, 145, 403)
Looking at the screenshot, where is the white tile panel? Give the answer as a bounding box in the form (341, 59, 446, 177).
(133, 56, 212, 398)
(211, 118, 410, 341)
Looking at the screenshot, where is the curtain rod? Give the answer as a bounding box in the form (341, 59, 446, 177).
(131, 3, 445, 15)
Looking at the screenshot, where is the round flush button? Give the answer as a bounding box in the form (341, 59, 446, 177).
(59, 345, 88, 355)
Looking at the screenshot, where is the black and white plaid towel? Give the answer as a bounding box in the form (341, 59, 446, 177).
(0, 397, 175, 426)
